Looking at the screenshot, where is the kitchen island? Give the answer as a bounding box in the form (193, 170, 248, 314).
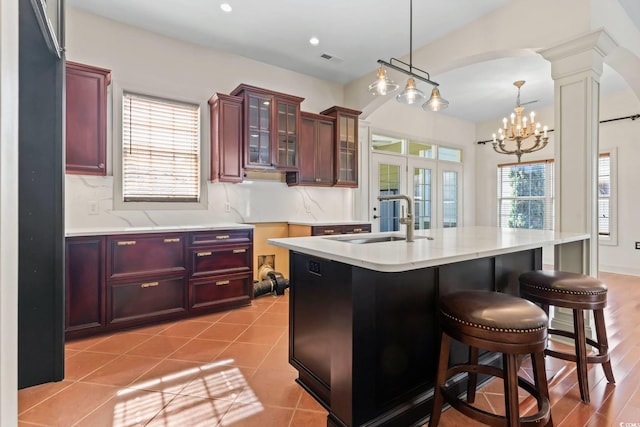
(269, 226, 589, 427)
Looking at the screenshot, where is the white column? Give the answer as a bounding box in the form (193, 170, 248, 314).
(540, 30, 617, 337)
(0, 0, 20, 424)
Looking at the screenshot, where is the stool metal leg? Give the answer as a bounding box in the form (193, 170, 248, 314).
(503, 353, 520, 426)
(430, 333, 451, 427)
(594, 308, 615, 384)
(573, 308, 590, 403)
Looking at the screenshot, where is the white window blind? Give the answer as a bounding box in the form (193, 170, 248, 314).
(598, 153, 611, 236)
(497, 160, 554, 230)
(122, 92, 200, 202)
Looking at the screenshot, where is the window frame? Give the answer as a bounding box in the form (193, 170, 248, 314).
(496, 159, 555, 231)
(112, 83, 208, 211)
(598, 148, 618, 246)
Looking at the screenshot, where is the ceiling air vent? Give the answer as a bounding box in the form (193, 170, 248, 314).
(320, 53, 344, 63)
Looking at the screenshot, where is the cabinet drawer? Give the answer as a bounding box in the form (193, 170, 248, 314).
(190, 229, 253, 246)
(190, 245, 252, 278)
(108, 234, 185, 279)
(310, 225, 343, 236)
(190, 273, 252, 310)
(342, 224, 371, 234)
(109, 275, 186, 324)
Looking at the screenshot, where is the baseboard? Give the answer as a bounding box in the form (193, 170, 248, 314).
(598, 264, 640, 277)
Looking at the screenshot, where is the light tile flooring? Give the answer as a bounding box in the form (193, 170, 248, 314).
(18, 271, 640, 426)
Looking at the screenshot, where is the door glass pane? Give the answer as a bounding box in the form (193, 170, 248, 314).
(408, 141, 435, 158)
(413, 167, 431, 230)
(438, 146, 462, 162)
(378, 163, 401, 232)
(442, 171, 457, 228)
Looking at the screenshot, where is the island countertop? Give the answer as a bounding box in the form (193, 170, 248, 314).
(269, 226, 589, 272)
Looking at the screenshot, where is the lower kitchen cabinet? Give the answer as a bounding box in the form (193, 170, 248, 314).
(65, 236, 106, 335)
(288, 223, 371, 237)
(65, 228, 254, 339)
(190, 273, 253, 311)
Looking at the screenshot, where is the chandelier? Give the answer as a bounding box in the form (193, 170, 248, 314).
(492, 80, 549, 162)
(367, 0, 448, 112)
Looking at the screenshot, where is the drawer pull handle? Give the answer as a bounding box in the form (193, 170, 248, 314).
(216, 235, 230, 240)
(197, 251, 212, 257)
(164, 238, 181, 243)
(315, 178, 321, 182)
(232, 249, 246, 254)
(117, 240, 136, 246)
(216, 280, 230, 286)
(141, 282, 159, 288)
(353, 228, 362, 233)
(323, 229, 335, 234)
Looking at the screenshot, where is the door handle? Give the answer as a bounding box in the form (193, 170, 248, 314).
(373, 215, 380, 219)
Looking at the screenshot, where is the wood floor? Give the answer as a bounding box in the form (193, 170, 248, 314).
(18, 270, 640, 426)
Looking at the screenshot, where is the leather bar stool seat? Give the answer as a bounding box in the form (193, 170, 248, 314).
(430, 290, 552, 427)
(519, 270, 615, 403)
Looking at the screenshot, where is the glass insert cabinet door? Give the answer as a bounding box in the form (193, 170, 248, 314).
(276, 100, 298, 169)
(338, 115, 357, 184)
(247, 93, 272, 167)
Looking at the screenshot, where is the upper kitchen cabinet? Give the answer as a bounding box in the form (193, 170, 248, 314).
(65, 61, 111, 175)
(286, 112, 335, 186)
(230, 84, 303, 171)
(319, 106, 362, 187)
(209, 93, 243, 183)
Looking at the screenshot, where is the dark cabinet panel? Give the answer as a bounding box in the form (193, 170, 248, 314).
(230, 84, 303, 171)
(320, 106, 362, 187)
(341, 224, 371, 234)
(209, 93, 243, 182)
(189, 228, 253, 246)
(65, 61, 111, 175)
(109, 275, 186, 324)
(65, 236, 105, 334)
(108, 233, 185, 280)
(190, 245, 252, 277)
(190, 273, 252, 311)
(287, 112, 335, 186)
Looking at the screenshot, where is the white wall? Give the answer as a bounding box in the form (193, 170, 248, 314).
(65, 8, 356, 230)
(474, 89, 640, 275)
(0, 0, 19, 423)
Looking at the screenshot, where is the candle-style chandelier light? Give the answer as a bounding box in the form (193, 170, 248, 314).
(492, 80, 549, 162)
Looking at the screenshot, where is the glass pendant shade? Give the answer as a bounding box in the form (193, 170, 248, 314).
(368, 66, 399, 96)
(423, 87, 449, 111)
(396, 78, 426, 105)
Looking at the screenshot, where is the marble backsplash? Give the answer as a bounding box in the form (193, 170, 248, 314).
(65, 175, 356, 231)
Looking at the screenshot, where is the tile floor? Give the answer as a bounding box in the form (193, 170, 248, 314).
(18, 271, 640, 426)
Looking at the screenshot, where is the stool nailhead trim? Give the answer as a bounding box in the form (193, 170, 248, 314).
(521, 282, 606, 296)
(441, 311, 546, 334)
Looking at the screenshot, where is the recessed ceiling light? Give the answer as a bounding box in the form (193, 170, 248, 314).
(220, 3, 232, 13)
(309, 37, 320, 46)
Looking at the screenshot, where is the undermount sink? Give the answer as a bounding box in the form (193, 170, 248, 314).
(326, 234, 431, 244)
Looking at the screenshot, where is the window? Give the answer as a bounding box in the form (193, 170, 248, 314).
(497, 160, 554, 230)
(122, 92, 200, 202)
(598, 153, 610, 236)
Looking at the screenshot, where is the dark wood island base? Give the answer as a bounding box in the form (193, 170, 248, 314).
(288, 248, 541, 426)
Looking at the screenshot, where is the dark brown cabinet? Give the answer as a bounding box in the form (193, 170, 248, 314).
(286, 112, 335, 186)
(230, 84, 303, 171)
(188, 229, 253, 312)
(65, 61, 111, 175)
(209, 93, 243, 183)
(320, 106, 362, 187)
(65, 236, 106, 336)
(288, 223, 371, 237)
(65, 228, 253, 339)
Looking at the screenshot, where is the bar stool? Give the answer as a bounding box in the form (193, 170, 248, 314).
(430, 290, 552, 427)
(519, 270, 615, 403)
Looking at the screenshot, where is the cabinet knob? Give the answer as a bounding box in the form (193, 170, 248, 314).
(98, 163, 105, 169)
(315, 178, 321, 182)
(232, 249, 246, 253)
(117, 240, 136, 246)
(323, 229, 335, 234)
(216, 280, 230, 286)
(197, 251, 212, 257)
(163, 238, 181, 243)
(353, 228, 362, 233)
(216, 235, 230, 240)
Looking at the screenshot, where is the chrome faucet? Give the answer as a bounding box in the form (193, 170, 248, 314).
(377, 194, 414, 242)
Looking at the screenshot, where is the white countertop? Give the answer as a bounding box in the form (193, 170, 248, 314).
(65, 223, 253, 237)
(268, 226, 589, 272)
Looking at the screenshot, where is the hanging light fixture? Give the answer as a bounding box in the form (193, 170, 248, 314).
(492, 80, 549, 162)
(367, 0, 448, 112)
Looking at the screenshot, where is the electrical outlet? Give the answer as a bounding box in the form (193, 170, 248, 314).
(224, 202, 231, 213)
(88, 201, 99, 215)
(636, 241, 640, 250)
